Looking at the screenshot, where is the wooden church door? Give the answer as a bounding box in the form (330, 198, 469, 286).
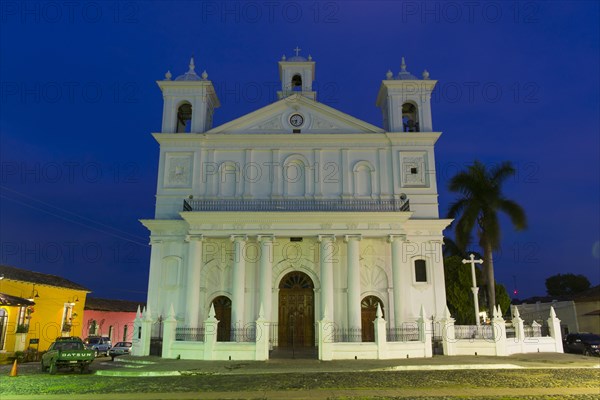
(278, 271, 315, 347)
(361, 296, 384, 342)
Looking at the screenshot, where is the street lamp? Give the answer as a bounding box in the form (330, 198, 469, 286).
(68, 296, 79, 306)
(462, 253, 483, 326)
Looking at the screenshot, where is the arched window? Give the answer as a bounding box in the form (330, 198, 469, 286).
(291, 74, 302, 91)
(176, 102, 192, 133)
(279, 271, 314, 289)
(414, 259, 427, 283)
(402, 102, 419, 132)
(89, 320, 97, 336)
(361, 296, 384, 342)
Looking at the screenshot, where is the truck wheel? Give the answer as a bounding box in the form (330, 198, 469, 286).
(80, 364, 89, 374)
(49, 362, 57, 375)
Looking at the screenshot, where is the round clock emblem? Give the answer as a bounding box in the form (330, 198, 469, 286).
(289, 113, 304, 127)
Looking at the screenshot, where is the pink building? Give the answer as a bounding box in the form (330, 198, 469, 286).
(83, 298, 145, 343)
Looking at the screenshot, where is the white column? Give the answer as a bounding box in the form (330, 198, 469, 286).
(258, 235, 275, 321)
(230, 235, 247, 331)
(345, 235, 362, 340)
(147, 239, 163, 315)
(318, 235, 336, 319)
(185, 234, 204, 328)
(388, 235, 405, 328)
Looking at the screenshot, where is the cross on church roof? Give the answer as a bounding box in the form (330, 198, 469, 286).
(294, 46, 301, 57)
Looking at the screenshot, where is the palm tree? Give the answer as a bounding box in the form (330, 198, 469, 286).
(447, 160, 527, 312)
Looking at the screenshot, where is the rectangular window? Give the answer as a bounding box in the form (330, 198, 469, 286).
(62, 305, 73, 333)
(415, 260, 427, 283)
(17, 307, 27, 326)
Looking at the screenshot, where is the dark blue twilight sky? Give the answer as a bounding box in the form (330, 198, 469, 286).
(0, 1, 598, 303)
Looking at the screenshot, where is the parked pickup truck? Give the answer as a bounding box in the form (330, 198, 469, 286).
(41, 337, 95, 374)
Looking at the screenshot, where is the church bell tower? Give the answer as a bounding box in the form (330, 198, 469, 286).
(376, 57, 437, 132)
(157, 57, 220, 133)
(277, 47, 316, 101)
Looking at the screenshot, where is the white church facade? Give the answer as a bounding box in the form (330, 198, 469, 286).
(131, 51, 564, 360)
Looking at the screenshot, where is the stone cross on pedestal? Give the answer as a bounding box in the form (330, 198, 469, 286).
(294, 46, 301, 57)
(462, 253, 484, 326)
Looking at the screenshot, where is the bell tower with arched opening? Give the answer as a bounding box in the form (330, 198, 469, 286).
(157, 57, 220, 133)
(376, 57, 437, 132)
(277, 47, 316, 101)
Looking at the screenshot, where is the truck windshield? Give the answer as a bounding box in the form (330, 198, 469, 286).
(54, 342, 83, 350)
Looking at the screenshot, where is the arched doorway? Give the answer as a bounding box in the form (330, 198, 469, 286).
(361, 296, 384, 342)
(211, 296, 231, 342)
(278, 271, 315, 347)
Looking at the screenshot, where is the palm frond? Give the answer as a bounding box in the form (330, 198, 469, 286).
(447, 198, 469, 219)
(490, 161, 516, 186)
(498, 198, 528, 230)
(454, 202, 479, 249)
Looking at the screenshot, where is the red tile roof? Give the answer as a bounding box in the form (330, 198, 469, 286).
(84, 297, 145, 312)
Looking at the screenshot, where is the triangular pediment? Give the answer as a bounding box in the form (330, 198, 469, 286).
(206, 94, 384, 134)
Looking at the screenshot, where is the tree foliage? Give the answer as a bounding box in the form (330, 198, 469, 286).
(447, 160, 527, 312)
(444, 256, 511, 324)
(545, 273, 591, 296)
(495, 283, 511, 318)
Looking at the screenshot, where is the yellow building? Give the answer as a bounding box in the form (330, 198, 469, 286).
(0, 265, 90, 357)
